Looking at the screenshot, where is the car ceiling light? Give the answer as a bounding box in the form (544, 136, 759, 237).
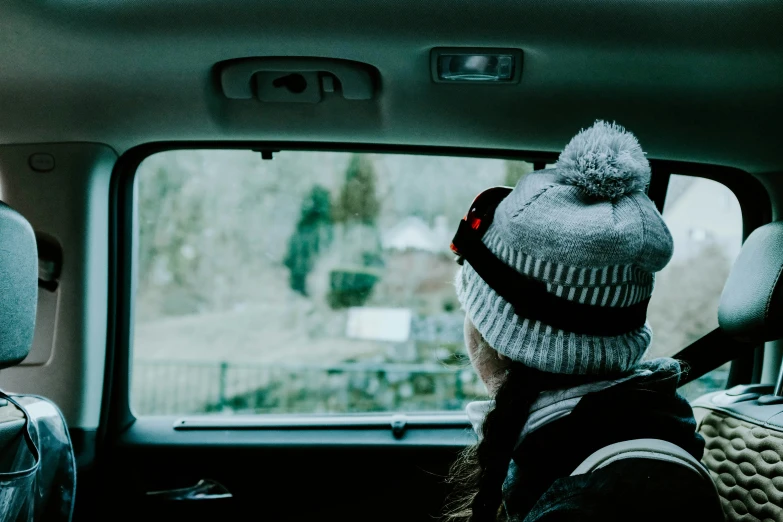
(431, 48, 523, 84)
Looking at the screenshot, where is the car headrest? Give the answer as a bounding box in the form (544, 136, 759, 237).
(718, 221, 783, 343)
(0, 202, 37, 369)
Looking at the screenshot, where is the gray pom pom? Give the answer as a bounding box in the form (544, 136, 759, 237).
(556, 121, 651, 200)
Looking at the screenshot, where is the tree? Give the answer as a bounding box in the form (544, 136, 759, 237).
(284, 186, 333, 295)
(333, 154, 380, 224)
(137, 165, 184, 291)
(327, 154, 384, 307)
(136, 161, 209, 316)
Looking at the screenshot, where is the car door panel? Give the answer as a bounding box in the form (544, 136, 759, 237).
(101, 418, 472, 522)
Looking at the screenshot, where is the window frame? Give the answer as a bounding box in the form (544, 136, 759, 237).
(101, 142, 771, 441)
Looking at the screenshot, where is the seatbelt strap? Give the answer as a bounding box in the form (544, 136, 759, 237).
(673, 328, 759, 386)
(571, 438, 719, 498)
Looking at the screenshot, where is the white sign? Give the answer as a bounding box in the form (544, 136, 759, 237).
(345, 307, 412, 343)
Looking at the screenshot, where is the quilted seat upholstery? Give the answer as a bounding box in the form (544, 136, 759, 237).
(698, 410, 783, 522)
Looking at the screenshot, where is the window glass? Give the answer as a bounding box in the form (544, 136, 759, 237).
(647, 175, 742, 400)
(131, 154, 741, 415)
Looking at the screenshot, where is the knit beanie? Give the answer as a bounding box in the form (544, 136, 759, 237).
(456, 121, 673, 375)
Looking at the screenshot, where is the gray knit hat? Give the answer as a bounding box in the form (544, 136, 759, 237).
(456, 121, 673, 375)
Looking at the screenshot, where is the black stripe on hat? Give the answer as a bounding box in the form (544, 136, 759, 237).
(452, 219, 649, 337)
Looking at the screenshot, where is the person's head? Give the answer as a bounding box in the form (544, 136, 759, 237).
(445, 121, 674, 522)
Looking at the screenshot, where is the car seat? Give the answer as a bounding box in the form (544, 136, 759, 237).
(0, 201, 76, 522)
(692, 221, 783, 522)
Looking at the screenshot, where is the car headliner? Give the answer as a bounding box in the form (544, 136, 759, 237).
(1, 0, 782, 173)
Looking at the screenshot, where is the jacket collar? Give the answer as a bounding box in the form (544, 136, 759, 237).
(465, 365, 658, 442)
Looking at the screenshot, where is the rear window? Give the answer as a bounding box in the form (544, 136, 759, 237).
(130, 151, 742, 416)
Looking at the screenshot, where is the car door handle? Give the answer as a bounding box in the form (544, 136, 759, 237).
(146, 479, 232, 501)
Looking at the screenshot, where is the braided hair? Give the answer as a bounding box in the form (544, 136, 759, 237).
(444, 361, 600, 522)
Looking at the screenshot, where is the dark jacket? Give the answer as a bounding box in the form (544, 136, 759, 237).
(502, 367, 724, 522)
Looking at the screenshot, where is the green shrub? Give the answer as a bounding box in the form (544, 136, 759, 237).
(327, 268, 381, 308)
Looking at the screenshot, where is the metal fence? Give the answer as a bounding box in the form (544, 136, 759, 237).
(132, 359, 730, 416)
(132, 360, 482, 416)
